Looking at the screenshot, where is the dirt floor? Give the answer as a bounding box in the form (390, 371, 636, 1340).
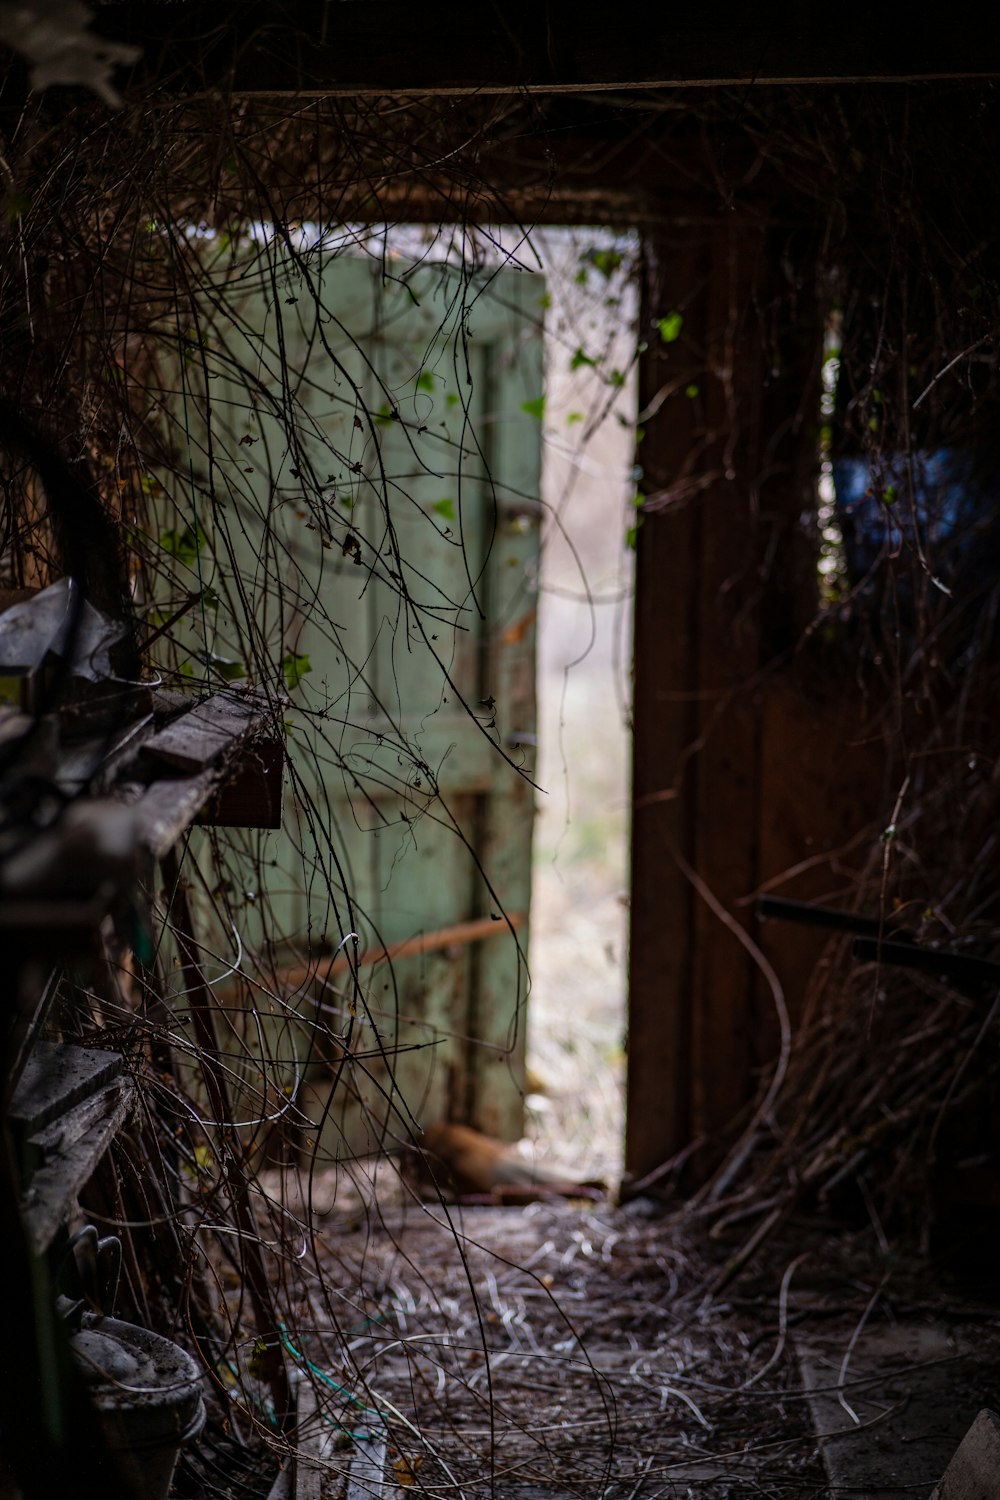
(202, 1178, 1000, 1500)
(262, 1192, 826, 1499)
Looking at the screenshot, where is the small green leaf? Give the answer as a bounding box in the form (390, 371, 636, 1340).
(583, 246, 623, 279)
(208, 654, 246, 682)
(521, 395, 545, 421)
(685, 383, 700, 398)
(433, 497, 456, 521)
(570, 348, 596, 372)
(538, 292, 552, 310)
(416, 371, 436, 393)
(609, 369, 625, 388)
(657, 312, 683, 344)
(445, 392, 461, 407)
(282, 652, 312, 692)
(883, 484, 898, 506)
(159, 521, 206, 568)
(373, 403, 397, 426)
(566, 411, 584, 426)
(192, 649, 245, 681)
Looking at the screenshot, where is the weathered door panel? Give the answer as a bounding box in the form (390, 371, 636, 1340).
(163, 251, 543, 1156)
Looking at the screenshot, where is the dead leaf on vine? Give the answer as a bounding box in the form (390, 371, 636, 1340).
(393, 1455, 424, 1489)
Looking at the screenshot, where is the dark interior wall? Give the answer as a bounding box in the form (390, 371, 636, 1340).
(5, 24, 1000, 1190)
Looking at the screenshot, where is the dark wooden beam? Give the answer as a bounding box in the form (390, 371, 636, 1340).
(625, 215, 831, 1187)
(90, 2, 1000, 99)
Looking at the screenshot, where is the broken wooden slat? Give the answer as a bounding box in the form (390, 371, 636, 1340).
(9, 1041, 122, 1139)
(123, 688, 284, 849)
(19, 1077, 132, 1254)
(123, 767, 223, 858)
(139, 689, 276, 774)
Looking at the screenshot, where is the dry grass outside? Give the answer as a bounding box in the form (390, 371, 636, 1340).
(524, 229, 636, 1186)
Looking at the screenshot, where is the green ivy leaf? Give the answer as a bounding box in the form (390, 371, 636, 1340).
(521, 395, 545, 421)
(583, 246, 623, 279)
(570, 348, 597, 372)
(609, 369, 626, 388)
(159, 521, 206, 568)
(207, 653, 246, 682)
(416, 371, 436, 393)
(566, 411, 584, 426)
(282, 652, 312, 692)
(433, 497, 456, 521)
(685, 383, 700, 398)
(657, 312, 683, 344)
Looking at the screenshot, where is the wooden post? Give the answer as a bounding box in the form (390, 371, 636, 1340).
(626, 211, 825, 1183)
(162, 846, 295, 1430)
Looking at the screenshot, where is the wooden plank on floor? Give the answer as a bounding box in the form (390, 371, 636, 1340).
(294, 1375, 387, 1500)
(346, 1433, 387, 1500)
(797, 1323, 1000, 1498)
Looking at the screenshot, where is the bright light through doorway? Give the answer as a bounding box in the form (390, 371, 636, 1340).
(525, 228, 637, 1187)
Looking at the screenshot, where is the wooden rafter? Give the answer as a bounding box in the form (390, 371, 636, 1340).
(84, 3, 1000, 99)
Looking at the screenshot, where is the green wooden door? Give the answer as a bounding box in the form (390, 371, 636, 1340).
(164, 248, 543, 1158)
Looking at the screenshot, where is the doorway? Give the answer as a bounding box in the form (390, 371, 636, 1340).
(150, 220, 638, 1182)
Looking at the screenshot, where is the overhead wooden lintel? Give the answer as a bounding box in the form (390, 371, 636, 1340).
(89, 2, 1000, 99)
